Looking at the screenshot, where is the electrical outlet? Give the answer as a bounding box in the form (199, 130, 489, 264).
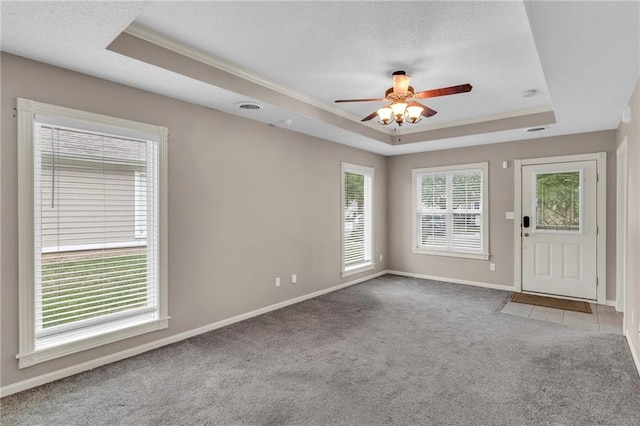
(380, 254, 383, 262)
(291, 274, 297, 284)
(275, 277, 280, 287)
(490, 263, 496, 271)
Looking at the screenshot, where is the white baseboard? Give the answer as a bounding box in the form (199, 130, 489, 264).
(0, 270, 388, 398)
(624, 330, 640, 377)
(1, 269, 617, 397)
(386, 270, 514, 292)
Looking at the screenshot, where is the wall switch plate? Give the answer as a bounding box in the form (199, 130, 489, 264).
(291, 274, 297, 284)
(506, 212, 515, 220)
(275, 277, 280, 287)
(490, 263, 496, 271)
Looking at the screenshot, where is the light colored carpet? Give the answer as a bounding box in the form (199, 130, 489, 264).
(2, 274, 639, 425)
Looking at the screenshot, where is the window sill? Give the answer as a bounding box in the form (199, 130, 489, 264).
(412, 247, 490, 260)
(342, 262, 375, 278)
(16, 316, 169, 369)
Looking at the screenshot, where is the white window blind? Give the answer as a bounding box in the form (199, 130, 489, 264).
(33, 123, 159, 343)
(134, 171, 147, 239)
(18, 98, 168, 368)
(342, 163, 374, 275)
(414, 163, 488, 259)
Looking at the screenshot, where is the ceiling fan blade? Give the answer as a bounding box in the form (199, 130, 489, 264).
(361, 110, 380, 122)
(413, 83, 473, 99)
(335, 97, 385, 103)
(408, 101, 438, 117)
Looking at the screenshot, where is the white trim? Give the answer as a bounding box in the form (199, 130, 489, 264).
(411, 162, 489, 259)
(625, 330, 640, 377)
(387, 270, 514, 292)
(518, 152, 605, 166)
(606, 299, 617, 307)
(0, 270, 388, 397)
(412, 161, 488, 174)
(411, 248, 490, 260)
(17, 99, 36, 358)
(616, 138, 628, 312)
(16, 318, 169, 369)
(513, 159, 523, 292)
(1, 269, 623, 396)
(41, 240, 146, 254)
(513, 152, 607, 304)
(342, 263, 375, 278)
(23, 98, 162, 137)
(596, 152, 607, 305)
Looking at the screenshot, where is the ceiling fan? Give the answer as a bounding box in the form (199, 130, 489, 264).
(335, 71, 472, 126)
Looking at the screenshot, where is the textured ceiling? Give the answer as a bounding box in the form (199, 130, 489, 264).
(135, 1, 551, 129)
(1, 1, 638, 155)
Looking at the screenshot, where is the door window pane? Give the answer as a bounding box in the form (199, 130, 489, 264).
(535, 171, 580, 231)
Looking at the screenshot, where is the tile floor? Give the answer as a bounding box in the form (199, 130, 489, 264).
(500, 299, 623, 334)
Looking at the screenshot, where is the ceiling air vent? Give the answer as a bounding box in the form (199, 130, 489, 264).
(527, 127, 546, 132)
(236, 101, 262, 111)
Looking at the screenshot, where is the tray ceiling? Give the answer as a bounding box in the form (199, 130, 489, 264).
(1, 1, 638, 155)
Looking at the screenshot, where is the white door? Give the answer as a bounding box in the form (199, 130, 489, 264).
(521, 160, 598, 300)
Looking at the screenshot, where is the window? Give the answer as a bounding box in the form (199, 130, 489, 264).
(535, 171, 581, 232)
(17, 98, 168, 368)
(412, 162, 489, 259)
(341, 163, 374, 276)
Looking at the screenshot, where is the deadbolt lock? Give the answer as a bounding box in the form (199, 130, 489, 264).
(523, 232, 530, 237)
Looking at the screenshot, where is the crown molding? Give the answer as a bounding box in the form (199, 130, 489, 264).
(396, 106, 555, 135)
(124, 23, 381, 132)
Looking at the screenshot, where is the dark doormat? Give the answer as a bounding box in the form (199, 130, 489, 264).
(511, 292, 592, 314)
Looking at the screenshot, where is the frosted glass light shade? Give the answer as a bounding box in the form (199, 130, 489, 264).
(377, 107, 393, 125)
(390, 102, 408, 116)
(406, 105, 424, 123)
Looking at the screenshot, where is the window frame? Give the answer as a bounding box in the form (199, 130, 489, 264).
(412, 162, 489, 260)
(16, 98, 169, 368)
(341, 162, 375, 277)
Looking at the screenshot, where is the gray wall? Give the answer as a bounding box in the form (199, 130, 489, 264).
(386, 131, 618, 298)
(0, 53, 387, 388)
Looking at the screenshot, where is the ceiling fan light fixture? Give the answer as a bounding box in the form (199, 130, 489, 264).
(405, 104, 424, 124)
(377, 106, 393, 125)
(392, 71, 411, 96)
(335, 71, 472, 127)
(391, 102, 408, 126)
(390, 102, 407, 116)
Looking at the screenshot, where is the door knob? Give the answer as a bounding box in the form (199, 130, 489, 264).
(523, 232, 530, 237)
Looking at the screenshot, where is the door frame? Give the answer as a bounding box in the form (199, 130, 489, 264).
(513, 152, 607, 304)
(616, 139, 628, 312)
